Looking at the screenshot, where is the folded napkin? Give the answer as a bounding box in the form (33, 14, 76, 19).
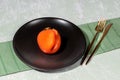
(0, 18, 120, 76)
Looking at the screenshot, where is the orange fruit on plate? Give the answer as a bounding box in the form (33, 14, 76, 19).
(37, 27, 61, 54)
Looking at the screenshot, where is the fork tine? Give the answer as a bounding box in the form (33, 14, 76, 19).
(96, 19, 106, 32)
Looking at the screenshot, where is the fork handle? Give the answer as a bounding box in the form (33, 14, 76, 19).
(80, 31, 99, 65)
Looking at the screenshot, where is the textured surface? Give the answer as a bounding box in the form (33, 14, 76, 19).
(0, 18, 120, 76)
(0, 0, 120, 42)
(0, 49, 120, 80)
(0, 41, 31, 76)
(0, 0, 120, 80)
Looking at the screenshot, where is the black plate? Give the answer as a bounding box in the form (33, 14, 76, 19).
(13, 17, 86, 72)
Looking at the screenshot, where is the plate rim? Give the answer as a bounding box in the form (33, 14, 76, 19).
(13, 17, 87, 72)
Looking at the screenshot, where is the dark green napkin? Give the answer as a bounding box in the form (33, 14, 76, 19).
(0, 18, 120, 76)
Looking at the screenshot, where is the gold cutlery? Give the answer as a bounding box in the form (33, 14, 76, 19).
(85, 23, 113, 65)
(80, 19, 107, 65)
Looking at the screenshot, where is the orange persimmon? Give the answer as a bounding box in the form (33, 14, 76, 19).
(37, 27, 61, 54)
